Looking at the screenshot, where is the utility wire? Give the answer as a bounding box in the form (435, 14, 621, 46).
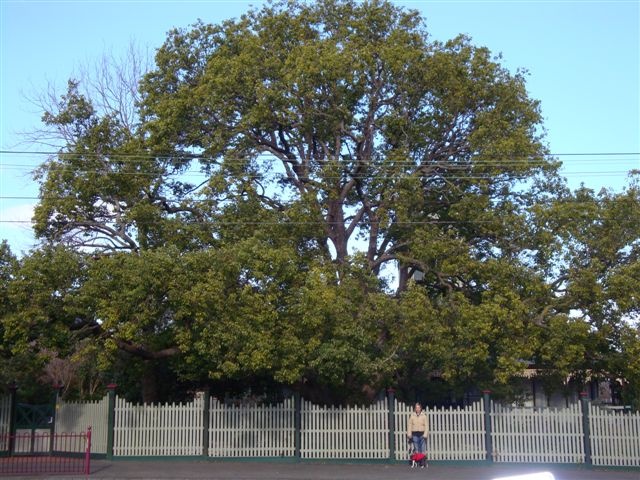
(0, 165, 633, 179)
(1, 196, 629, 203)
(0, 219, 546, 225)
(1, 155, 637, 176)
(2, 149, 638, 157)
(3, 157, 637, 166)
(1, 149, 638, 166)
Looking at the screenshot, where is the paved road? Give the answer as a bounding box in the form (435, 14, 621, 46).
(6, 460, 640, 480)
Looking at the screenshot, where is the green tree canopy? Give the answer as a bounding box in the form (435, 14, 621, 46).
(6, 0, 638, 405)
(140, 0, 559, 293)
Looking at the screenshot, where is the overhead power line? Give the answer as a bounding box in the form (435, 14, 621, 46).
(2, 149, 638, 156)
(2, 155, 638, 177)
(0, 219, 559, 226)
(1, 149, 638, 165)
(0, 164, 634, 179)
(1, 196, 629, 204)
(4, 156, 639, 166)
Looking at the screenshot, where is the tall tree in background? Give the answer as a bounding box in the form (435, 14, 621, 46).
(531, 180, 640, 406)
(10, 0, 638, 404)
(140, 0, 559, 292)
(136, 0, 565, 398)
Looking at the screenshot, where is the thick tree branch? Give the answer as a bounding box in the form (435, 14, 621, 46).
(114, 339, 180, 360)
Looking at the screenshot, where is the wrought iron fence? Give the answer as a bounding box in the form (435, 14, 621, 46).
(0, 428, 91, 476)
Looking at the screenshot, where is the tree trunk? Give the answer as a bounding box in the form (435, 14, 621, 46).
(327, 199, 349, 265)
(397, 265, 410, 294)
(140, 361, 159, 403)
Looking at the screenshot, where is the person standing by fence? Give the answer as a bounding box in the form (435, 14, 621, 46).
(407, 402, 429, 466)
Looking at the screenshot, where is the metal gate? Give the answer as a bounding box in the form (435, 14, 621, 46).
(0, 393, 92, 476)
(13, 403, 55, 454)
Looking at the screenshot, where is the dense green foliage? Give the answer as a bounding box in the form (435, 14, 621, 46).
(1, 0, 639, 407)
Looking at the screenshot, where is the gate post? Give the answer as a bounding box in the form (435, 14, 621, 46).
(482, 390, 493, 463)
(105, 384, 117, 460)
(387, 388, 396, 463)
(8, 382, 17, 453)
(50, 384, 63, 453)
(580, 392, 592, 465)
(52, 384, 63, 431)
(202, 389, 210, 458)
(85, 427, 92, 475)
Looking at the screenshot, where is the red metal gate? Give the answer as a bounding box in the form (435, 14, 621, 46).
(0, 428, 91, 476)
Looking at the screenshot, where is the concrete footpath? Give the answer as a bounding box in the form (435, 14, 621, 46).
(9, 460, 640, 480)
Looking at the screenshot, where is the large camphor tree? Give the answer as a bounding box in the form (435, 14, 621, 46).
(10, 0, 638, 404)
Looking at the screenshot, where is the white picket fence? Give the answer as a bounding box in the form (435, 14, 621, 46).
(0, 395, 10, 451)
(301, 398, 389, 459)
(491, 402, 585, 463)
(3, 391, 638, 466)
(208, 396, 295, 457)
(590, 404, 640, 467)
(113, 394, 203, 456)
(394, 399, 486, 461)
(55, 395, 109, 454)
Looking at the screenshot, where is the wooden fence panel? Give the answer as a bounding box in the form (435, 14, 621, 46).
(491, 402, 584, 463)
(113, 394, 203, 456)
(0, 395, 10, 452)
(393, 400, 485, 461)
(300, 399, 388, 459)
(589, 405, 640, 467)
(54, 395, 109, 454)
(37, 390, 640, 464)
(208, 397, 295, 457)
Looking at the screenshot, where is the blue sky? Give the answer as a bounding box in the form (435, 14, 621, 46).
(1, 0, 639, 255)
